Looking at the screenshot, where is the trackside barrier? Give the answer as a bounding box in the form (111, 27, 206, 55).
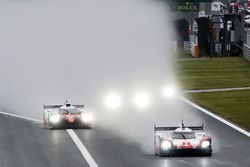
(184, 41, 199, 58)
(243, 44, 250, 61)
(194, 45, 199, 58)
(184, 41, 192, 54)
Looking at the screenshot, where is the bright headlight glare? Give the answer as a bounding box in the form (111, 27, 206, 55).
(201, 141, 210, 148)
(105, 93, 122, 109)
(134, 92, 150, 109)
(50, 114, 60, 124)
(162, 86, 176, 98)
(81, 113, 93, 122)
(161, 141, 171, 150)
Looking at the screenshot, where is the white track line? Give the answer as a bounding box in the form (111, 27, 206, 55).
(67, 129, 98, 167)
(184, 87, 250, 93)
(0, 111, 41, 123)
(0, 111, 98, 167)
(180, 96, 250, 138)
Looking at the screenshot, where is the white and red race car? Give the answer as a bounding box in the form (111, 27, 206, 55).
(43, 101, 93, 129)
(154, 122, 212, 156)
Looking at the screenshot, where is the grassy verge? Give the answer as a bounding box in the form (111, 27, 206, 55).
(189, 90, 250, 130)
(178, 56, 250, 130)
(178, 57, 250, 90)
(176, 51, 193, 59)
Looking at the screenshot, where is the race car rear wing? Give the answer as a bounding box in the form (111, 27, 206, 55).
(43, 104, 84, 109)
(154, 123, 204, 132)
(44, 105, 62, 109)
(73, 105, 85, 108)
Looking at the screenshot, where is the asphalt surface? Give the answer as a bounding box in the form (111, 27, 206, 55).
(0, 115, 89, 167)
(0, 102, 249, 167)
(75, 102, 250, 167)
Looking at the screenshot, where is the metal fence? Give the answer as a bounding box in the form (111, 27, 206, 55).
(243, 44, 250, 61)
(246, 29, 250, 46)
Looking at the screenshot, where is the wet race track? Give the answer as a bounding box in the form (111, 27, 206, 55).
(0, 101, 249, 167)
(0, 1, 249, 167)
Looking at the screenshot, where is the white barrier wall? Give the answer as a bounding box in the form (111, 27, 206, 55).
(184, 41, 196, 57)
(243, 44, 250, 61)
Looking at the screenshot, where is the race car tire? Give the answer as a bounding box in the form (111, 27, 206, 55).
(157, 148, 171, 157)
(82, 122, 92, 129)
(159, 152, 171, 157)
(84, 125, 92, 129)
(201, 150, 212, 156)
(47, 121, 53, 130)
(204, 151, 212, 156)
(154, 147, 158, 155)
(43, 121, 47, 129)
(159, 152, 165, 157)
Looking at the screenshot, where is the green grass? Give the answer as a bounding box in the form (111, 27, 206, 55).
(189, 90, 250, 130)
(178, 57, 250, 90)
(176, 51, 193, 59)
(177, 56, 250, 130)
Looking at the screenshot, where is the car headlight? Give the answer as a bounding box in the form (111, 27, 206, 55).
(162, 86, 176, 98)
(160, 141, 172, 150)
(134, 92, 150, 109)
(201, 141, 210, 148)
(105, 93, 122, 109)
(81, 113, 93, 123)
(50, 114, 60, 124)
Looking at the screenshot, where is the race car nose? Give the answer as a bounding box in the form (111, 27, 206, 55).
(182, 141, 191, 145)
(67, 115, 76, 123)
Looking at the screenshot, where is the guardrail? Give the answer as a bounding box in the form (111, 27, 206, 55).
(184, 41, 198, 57)
(243, 44, 250, 61)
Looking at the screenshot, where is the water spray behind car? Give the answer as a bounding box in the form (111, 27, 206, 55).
(0, 0, 205, 153)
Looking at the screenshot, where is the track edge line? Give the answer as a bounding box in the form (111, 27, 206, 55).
(180, 96, 250, 138)
(0, 111, 41, 122)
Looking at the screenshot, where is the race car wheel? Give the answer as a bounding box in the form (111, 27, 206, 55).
(157, 147, 170, 157)
(204, 151, 212, 156)
(154, 147, 158, 155)
(83, 124, 92, 129)
(82, 122, 92, 129)
(47, 121, 53, 129)
(159, 152, 170, 157)
(159, 152, 165, 157)
(43, 121, 47, 129)
(155, 145, 161, 156)
(200, 149, 212, 156)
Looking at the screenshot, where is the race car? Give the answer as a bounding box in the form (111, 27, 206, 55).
(43, 101, 93, 129)
(154, 121, 212, 156)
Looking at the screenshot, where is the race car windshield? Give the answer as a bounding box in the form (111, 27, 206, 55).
(59, 109, 78, 114)
(172, 132, 195, 139)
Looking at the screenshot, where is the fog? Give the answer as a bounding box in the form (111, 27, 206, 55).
(0, 0, 204, 153)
